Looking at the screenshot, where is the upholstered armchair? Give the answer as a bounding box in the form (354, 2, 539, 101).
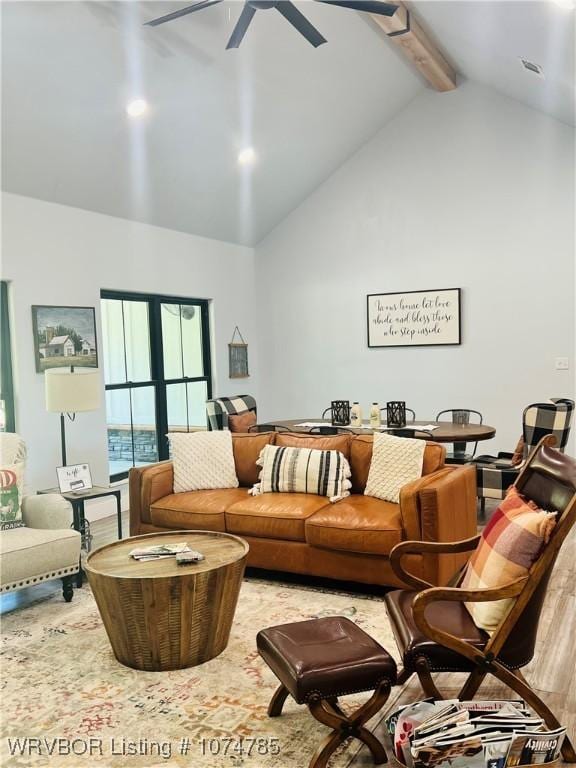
(1, 433, 72, 528)
(474, 398, 573, 512)
(384, 436, 576, 763)
(1, 433, 80, 600)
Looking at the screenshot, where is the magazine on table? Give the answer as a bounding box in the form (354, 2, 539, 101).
(129, 542, 191, 561)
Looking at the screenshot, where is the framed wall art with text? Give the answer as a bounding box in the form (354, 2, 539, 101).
(367, 288, 461, 348)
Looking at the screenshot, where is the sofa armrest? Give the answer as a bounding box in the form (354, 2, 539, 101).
(399, 468, 455, 540)
(21, 494, 73, 530)
(129, 461, 174, 535)
(417, 464, 478, 585)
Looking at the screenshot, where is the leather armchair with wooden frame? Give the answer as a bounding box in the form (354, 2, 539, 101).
(384, 435, 576, 763)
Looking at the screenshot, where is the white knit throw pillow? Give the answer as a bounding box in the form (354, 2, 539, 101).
(169, 432, 239, 492)
(364, 433, 425, 503)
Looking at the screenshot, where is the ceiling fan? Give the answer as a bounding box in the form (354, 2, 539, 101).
(144, 0, 399, 49)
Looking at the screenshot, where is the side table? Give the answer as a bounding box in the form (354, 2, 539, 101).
(37, 486, 122, 587)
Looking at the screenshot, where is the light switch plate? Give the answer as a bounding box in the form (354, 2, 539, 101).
(555, 357, 569, 371)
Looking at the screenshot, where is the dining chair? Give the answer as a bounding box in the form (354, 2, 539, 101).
(435, 408, 483, 463)
(474, 398, 573, 513)
(384, 435, 576, 763)
(206, 394, 257, 430)
(248, 424, 291, 433)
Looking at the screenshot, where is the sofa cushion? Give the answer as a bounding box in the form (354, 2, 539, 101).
(228, 411, 257, 433)
(225, 493, 331, 541)
(0, 464, 24, 530)
(0, 527, 80, 588)
(350, 435, 445, 493)
(168, 431, 238, 492)
(275, 432, 351, 460)
(251, 445, 351, 502)
(232, 432, 275, 487)
(365, 433, 425, 504)
(305, 494, 403, 555)
(150, 488, 249, 532)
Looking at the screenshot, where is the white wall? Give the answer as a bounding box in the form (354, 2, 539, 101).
(1, 193, 259, 495)
(255, 82, 575, 454)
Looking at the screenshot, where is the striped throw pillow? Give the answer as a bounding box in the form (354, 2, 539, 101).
(251, 445, 351, 503)
(461, 487, 556, 633)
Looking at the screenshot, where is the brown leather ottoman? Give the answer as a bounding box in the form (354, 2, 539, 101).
(257, 616, 397, 768)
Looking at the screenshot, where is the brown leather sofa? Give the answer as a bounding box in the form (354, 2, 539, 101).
(129, 432, 477, 588)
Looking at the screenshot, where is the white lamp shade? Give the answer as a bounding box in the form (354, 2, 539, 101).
(45, 368, 101, 413)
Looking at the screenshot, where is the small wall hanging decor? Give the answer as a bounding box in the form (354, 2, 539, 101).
(367, 288, 461, 348)
(229, 327, 249, 379)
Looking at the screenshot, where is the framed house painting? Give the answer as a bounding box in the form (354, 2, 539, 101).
(367, 288, 461, 348)
(32, 305, 98, 372)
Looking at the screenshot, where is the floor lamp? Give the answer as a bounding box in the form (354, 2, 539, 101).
(45, 368, 100, 466)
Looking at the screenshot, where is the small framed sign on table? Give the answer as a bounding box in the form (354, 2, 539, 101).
(56, 463, 93, 493)
(367, 288, 461, 348)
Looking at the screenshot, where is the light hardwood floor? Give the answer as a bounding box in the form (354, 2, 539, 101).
(2, 506, 575, 765)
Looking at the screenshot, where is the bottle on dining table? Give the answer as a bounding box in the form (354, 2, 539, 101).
(350, 402, 362, 428)
(370, 402, 381, 429)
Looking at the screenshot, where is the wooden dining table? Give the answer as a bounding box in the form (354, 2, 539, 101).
(272, 418, 496, 456)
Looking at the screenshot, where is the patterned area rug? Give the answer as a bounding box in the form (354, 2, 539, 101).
(1, 578, 402, 768)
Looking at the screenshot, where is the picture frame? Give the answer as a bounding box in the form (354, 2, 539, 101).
(367, 288, 461, 348)
(32, 305, 98, 373)
(228, 326, 249, 379)
(56, 463, 93, 493)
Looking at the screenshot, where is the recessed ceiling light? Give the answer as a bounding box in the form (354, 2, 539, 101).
(551, 0, 575, 9)
(126, 99, 149, 118)
(238, 147, 256, 166)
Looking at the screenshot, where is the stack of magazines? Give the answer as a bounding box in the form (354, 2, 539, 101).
(129, 542, 191, 562)
(386, 699, 565, 768)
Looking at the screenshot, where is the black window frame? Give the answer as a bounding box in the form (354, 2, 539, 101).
(0, 281, 16, 433)
(101, 289, 212, 482)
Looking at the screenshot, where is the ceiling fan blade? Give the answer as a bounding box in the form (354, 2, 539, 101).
(315, 0, 398, 16)
(144, 0, 223, 27)
(276, 2, 327, 47)
(226, 4, 257, 49)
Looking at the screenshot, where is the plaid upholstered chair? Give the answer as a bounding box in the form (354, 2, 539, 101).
(474, 398, 573, 512)
(205, 395, 257, 430)
(385, 435, 576, 763)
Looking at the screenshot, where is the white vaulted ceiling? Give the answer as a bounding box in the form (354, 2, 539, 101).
(412, 0, 575, 127)
(1, 1, 423, 245)
(2, 1, 574, 245)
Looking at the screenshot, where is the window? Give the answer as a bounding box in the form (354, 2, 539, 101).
(0, 281, 16, 433)
(101, 291, 212, 481)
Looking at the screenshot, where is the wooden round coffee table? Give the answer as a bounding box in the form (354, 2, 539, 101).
(85, 531, 249, 671)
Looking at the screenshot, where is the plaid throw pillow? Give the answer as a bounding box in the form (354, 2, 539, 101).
(251, 445, 351, 503)
(462, 487, 556, 633)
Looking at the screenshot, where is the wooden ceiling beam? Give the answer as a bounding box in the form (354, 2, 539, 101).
(370, 3, 457, 92)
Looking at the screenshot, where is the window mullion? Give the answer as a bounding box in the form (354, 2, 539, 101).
(150, 298, 168, 461)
